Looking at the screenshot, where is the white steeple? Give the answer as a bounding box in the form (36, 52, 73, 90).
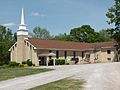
(17, 8, 28, 36)
(21, 8, 25, 25)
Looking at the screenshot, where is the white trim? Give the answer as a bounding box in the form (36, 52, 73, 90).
(8, 42, 17, 51)
(17, 30, 28, 36)
(24, 40, 37, 49)
(35, 46, 115, 51)
(35, 48, 91, 51)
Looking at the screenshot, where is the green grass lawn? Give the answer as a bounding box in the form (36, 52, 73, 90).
(0, 67, 53, 81)
(29, 78, 85, 90)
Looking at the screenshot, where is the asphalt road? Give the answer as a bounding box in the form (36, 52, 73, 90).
(0, 62, 120, 90)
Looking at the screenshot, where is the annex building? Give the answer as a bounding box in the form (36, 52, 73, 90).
(9, 9, 117, 66)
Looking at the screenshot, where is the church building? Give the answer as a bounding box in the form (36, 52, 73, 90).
(9, 9, 117, 66)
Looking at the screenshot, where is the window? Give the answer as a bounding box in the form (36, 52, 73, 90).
(107, 58, 111, 61)
(56, 51, 59, 59)
(30, 45, 32, 49)
(15, 44, 17, 47)
(64, 51, 67, 59)
(107, 50, 111, 54)
(27, 43, 29, 46)
(24, 41, 26, 45)
(13, 46, 14, 51)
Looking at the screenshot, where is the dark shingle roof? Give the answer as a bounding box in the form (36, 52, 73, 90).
(27, 38, 117, 51)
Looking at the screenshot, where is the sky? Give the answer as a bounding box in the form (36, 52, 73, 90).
(0, 0, 115, 35)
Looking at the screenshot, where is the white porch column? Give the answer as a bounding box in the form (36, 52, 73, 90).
(48, 52, 56, 66)
(46, 58, 48, 66)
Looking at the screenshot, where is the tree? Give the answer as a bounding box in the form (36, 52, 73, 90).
(0, 25, 13, 65)
(32, 27, 50, 39)
(52, 33, 73, 41)
(106, 0, 120, 44)
(106, 0, 120, 61)
(87, 32, 103, 43)
(70, 25, 98, 43)
(98, 29, 112, 41)
(13, 32, 17, 42)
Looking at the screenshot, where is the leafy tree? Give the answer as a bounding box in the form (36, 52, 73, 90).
(106, 0, 120, 44)
(106, 0, 120, 61)
(32, 27, 50, 39)
(98, 29, 112, 41)
(0, 25, 13, 65)
(70, 25, 97, 42)
(52, 33, 73, 41)
(51, 25, 111, 43)
(13, 32, 17, 42)
(87, 32, 102, 43)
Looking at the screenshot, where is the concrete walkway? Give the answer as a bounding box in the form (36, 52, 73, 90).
(0, 62, 120, 90)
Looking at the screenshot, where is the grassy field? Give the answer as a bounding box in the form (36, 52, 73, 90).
(29, 78, 85, 90)
(0, 67, 53, 81)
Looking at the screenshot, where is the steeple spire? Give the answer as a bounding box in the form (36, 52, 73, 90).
(18, 8, 27, 31)
(17, 8, 28, 36)
(21, 8, 25, 25)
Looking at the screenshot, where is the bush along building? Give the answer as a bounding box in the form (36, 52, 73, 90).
(9, 9, 118, 66)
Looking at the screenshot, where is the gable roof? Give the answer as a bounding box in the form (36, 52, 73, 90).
(27, 38, 117, 51)
(8, 42, 17, 51)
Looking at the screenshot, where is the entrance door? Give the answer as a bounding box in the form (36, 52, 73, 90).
(39, 57, 46, 66)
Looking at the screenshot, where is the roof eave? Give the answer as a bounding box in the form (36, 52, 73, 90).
(8, 42, 17, 51)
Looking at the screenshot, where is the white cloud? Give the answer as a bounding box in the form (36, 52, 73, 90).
(32, 12, 40, 16)
(3, 22, 16, 27)
(40, 14, 46, 17)
(32, 12, 46, 17)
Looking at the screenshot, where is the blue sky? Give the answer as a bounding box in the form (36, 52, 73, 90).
(0, 0, 114, 35)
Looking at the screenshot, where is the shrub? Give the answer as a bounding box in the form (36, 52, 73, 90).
(22, 59, 32, 66)
(65, 60, 69, 65)
(55, 59, 65, 65)
(23, 64, 28, 67)
(19, 64, 24, 67)
(26, 59, 32, 66)
(22, 61, 27, 64)
(48, 59, 53, 65)
(65, 62, 69, 65)
(8, 61, 20, 67)
(0, 62, 4, 66)
(48, 59, 66, 65)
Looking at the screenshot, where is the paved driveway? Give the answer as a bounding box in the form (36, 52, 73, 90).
(0, 62, 120, 90)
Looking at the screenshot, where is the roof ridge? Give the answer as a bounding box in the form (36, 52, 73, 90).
(28, 37, 88, 44)
(28, 38, 116, 45)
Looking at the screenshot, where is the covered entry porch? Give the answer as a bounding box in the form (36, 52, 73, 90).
(38, 52, 56, 66)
